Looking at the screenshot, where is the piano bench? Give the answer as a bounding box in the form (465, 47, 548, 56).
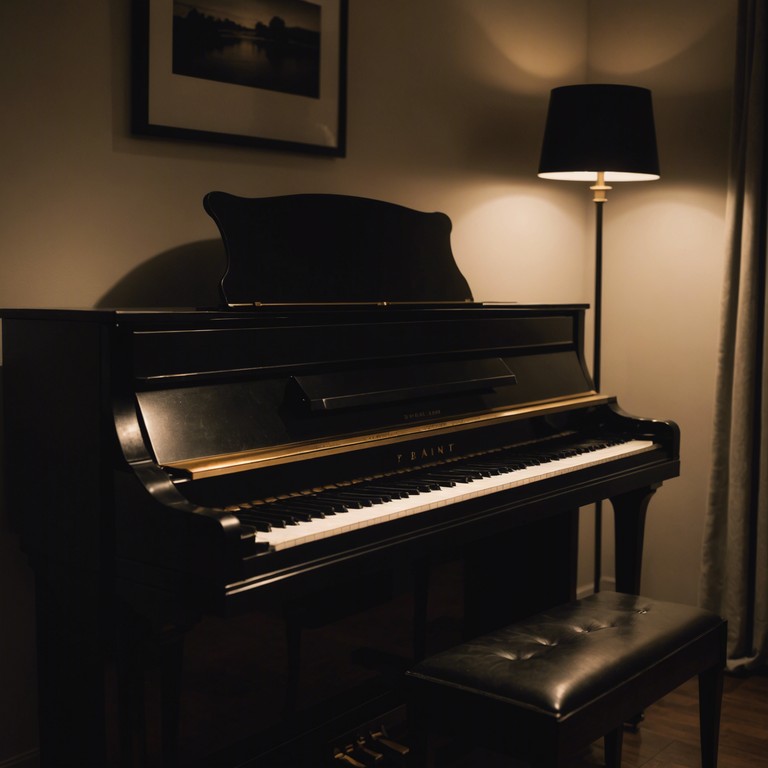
(405, 591, 726, 768)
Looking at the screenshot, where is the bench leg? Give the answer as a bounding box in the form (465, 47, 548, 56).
(699, 664, 724, 768)
(604, 726, 624, 768)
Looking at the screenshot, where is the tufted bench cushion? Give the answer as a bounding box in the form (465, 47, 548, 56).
(406, 591, 726, 767)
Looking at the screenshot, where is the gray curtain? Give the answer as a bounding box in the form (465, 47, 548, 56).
(701, 0, 768, 672)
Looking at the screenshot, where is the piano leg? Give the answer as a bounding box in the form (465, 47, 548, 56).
(114, 610, 188, 768)
(160, 633, 184, 768)
(34, 571, 108, 767)
(116, 630, 149, 768)
(610, 483, 661, 732)
(610, 483, 660, 594)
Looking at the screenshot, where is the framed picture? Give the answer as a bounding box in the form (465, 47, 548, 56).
(132, 0, 347, 156)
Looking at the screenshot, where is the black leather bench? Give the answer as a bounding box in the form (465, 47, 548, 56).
(406, 591, 726, 767)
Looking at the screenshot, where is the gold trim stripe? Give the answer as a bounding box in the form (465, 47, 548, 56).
(163, 393, 608, 480)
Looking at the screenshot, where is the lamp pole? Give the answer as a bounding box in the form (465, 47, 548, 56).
(589, 171, 610, 591)
(590, 171, 610, 391)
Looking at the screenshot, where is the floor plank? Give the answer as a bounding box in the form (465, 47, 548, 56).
(437, 673, 768, 767)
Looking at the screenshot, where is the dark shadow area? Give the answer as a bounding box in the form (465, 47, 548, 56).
(96, 240, 226, 309)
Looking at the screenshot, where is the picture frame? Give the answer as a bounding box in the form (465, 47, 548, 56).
(132, 0, 347, 156)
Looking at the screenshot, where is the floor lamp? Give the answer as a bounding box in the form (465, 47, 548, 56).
(537, 84, 660, 593)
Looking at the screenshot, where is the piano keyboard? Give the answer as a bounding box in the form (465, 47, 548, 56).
(230, 438, 656, 552)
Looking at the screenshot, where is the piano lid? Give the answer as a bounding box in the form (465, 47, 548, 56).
(203, 192, 474, 307)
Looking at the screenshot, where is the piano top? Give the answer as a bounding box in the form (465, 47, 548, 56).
(0, 301, 589, 319)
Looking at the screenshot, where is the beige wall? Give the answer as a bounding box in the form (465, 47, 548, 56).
(0, 0, 735, 762)
(588, 0, 737, 602)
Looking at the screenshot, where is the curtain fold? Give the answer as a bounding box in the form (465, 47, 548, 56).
(701, 0, 768, 672)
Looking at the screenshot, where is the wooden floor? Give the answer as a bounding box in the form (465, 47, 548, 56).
(435, 672, 768, 767)
(578, 673, 768, 768)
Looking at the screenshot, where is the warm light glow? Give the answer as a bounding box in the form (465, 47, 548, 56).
(461, 1, 588, 89)
(538, 171, 660, 182)
(588, 0, 734, 84)
(449, 184, 590, 304)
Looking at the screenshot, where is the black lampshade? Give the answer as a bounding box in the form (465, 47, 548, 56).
(538, 84, 660, 182)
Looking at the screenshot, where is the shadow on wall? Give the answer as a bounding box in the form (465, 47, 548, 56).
(96, 240, 226, 309)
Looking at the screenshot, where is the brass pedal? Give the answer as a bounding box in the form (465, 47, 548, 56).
(355, 736, 384, 763)
(333, 746, 367, 768)
(368, 726, 410, 757)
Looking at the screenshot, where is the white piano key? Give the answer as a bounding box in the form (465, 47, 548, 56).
(252, 439, 656, 551)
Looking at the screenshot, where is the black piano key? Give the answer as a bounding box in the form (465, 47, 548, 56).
(238, 509, 296, 527)
(284, 497, 344, 513)
(234, 509, 285, 531)
(396, 479, 443, 492)
(422, 473, 467, 485)
(317, 495, 366, 509)
(235, 514, 274, 532)
(500, 450, 543, 460)
(418, 475, 457, 487)
(350, 489, 395, 503)
(476, 453, 533, 467)
(336, 490, 388, 504)
(239, 526, 271, 553)
(285, 498, 342, 515)
(509, 456, 544, 465)
(236, 510, 282, 525)
(358, 484, 411, 499)
(387, 480, 424, 491)
(443, 468, 488, 481)
(488, 462, 531, 471)
(460, 464, 502, 476)
(239, 524, 260, 537)
(535, 451, 571, 461)
(266, 501, 325, 523)
(263, 504, 316, 521)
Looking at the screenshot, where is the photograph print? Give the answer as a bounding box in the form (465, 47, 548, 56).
(133, 0, 347, 155)
(172, 1, 321, 98)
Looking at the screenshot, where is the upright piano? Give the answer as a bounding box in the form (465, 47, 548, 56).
(1, 196, 679, 767)
(1, 302, 678, 766)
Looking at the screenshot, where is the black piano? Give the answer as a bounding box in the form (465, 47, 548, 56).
(1, 195, 679, 767)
